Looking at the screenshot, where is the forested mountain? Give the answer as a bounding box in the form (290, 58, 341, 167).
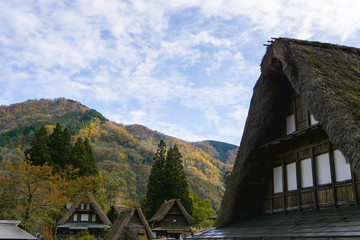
(0, 98, 238, 210)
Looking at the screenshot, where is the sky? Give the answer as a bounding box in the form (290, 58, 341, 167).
(1, 0, 360, 145)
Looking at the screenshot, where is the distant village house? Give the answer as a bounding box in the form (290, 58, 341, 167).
(104, 206, 154, 240)
(56, 193, 111, 239)
(149, 199, 193, 239)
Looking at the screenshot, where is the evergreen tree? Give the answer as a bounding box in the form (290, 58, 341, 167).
(142, 140, 193, 218)
(24, 126, 51, 166)
(72, 138, 99, 176)
(141, 139, 167, 218)
(165, 145, 193, 214)
(49, 123, 72, 172)
(25, 123, 98, 177)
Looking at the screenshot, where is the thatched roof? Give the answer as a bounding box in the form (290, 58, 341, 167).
(57, 192, 111, 225)
(215, 38, 360, 228)
(149, 199, 194, 224)
(104, 206, 154, 240)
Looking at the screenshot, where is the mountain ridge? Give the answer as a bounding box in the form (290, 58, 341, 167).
(0, 98, 238, 209)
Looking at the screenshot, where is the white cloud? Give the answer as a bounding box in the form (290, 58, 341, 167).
(1, 0, 360, 145)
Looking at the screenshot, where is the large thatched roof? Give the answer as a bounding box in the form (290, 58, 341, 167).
(104, 206, 154, 240)
(57, 192, 111, 225)
(215, 38, 360, 228)
(149, 199, 194, 224)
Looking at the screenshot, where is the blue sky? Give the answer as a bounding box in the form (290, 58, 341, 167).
(1, 0, 360, 145)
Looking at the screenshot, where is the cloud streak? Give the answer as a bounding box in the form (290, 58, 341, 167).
(1, 0, 360, 144)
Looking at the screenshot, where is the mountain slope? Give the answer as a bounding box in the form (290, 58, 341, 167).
(0, 99, 237, 210)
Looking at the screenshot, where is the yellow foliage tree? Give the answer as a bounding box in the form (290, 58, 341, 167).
(0, 159, 96, 234)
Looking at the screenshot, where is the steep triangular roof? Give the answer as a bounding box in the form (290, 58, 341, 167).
(104, 206, 154, 240)
(215, 38, 360, 227)
(149, 199, 194, 224)
(57, 192, 111, 225)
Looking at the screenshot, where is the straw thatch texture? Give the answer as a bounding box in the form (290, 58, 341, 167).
(215, 38, 360, 228)
(104, 206, 154, 240)
(57, 192, 111, 225)
(149, 199, 194, 224)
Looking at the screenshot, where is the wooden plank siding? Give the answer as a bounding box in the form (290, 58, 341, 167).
(263, 140, 357, 213)
(261, 93, 358, 214)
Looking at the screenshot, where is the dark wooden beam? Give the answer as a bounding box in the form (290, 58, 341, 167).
(329, 143, 337, 208)
(311, 147, 319, 209)
(282, 159, 287, 213)
(296, 151, 301, 211)
(351, 168, 358, 206)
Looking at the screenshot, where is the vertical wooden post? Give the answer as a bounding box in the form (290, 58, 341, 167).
(311, 147, 318, 209)
(282, 159, 287, 213)
(351, 168, 358, 206)
(306, 110, 311, 127)
(296, 152, 301, 211)
(270, 167, 274, 213)
(328, 143, 337, 207)
(293, 98, 298, 132)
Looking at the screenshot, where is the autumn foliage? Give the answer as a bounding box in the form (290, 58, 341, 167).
(0, 159, 96, 234)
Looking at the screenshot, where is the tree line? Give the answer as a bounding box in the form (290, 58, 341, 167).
(0, 124, 215, 237)
(25, 123, 98, 176)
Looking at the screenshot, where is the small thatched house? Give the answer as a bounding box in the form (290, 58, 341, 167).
(149, 199, 194, 239)
(56, 193, 111, 239)
(104, 206, 154, 240)
(193, 38, 360, 239)
(0, 221, 36, 240)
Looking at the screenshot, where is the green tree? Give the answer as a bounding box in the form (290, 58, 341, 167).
(49, 123, 72, 172)
(72, 138, 99, 177)
(102, 171, 122, 207)
(165, 145, 193, 214)
(141, 139, 167, 218)
(190, 193, 215, 225)
(25, 123, 98, 177)
(24, 126, 51, 165)
(142, 140, 193, 218)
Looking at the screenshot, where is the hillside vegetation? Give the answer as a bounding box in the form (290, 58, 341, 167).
(0, 98, 237, 210)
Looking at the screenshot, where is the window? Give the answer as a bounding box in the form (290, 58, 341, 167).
(266, 143, 356, 214)
(286, 114, 296, 134)
(81, 214, 89, 222)
(81, 203, 84, 209)
(310, 114, 318, 125)
(273, 166, 283, 193)
(92, 214, 96, 222)
(86, 203, 90, 210)
(315, 153, 331, 185)
(300, 158, 313, 188)
(333, 150, 351, 182)
(73, 213, 78, 222)
(286, 162, 297, 191)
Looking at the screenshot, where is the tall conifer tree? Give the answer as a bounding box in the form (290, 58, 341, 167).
(165, 144, 193, 214)
(142, 139, 167, 218)
(49, 123, 72, 172)
(24, 126, 51, 165)
(72, 138, 99, 176)
(26, 123, 98, 177)
(142, 140, 193, 218)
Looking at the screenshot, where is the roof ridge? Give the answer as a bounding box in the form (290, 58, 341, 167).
(275, 37, 360, 54)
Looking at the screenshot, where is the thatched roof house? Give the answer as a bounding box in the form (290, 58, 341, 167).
(57, 193, 111, 238)
(104, 206, 154, 240)
(193, 38, 360, 239)
(149, 199, 193, 239)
